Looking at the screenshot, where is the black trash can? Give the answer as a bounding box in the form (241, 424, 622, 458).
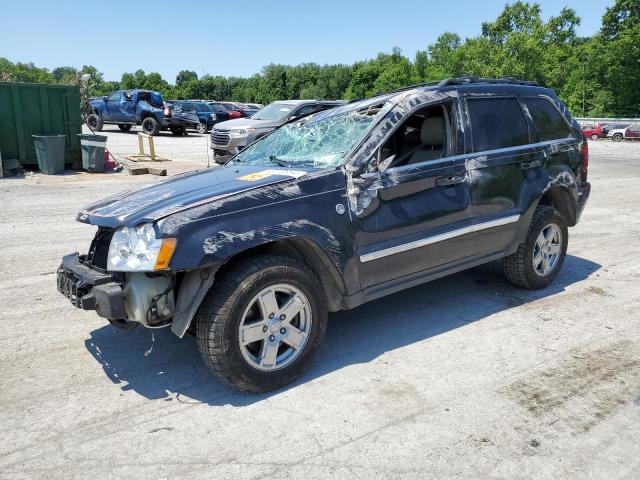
(32, 135, 66, 174)
(77, 134, 108, 172)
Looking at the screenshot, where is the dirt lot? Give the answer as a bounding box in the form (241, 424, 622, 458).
(1, 140, 639, 479)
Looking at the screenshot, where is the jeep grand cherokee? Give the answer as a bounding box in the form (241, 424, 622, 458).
(58, 77, 590, 393)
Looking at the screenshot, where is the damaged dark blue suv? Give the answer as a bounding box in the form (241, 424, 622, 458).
(58, 77, 590, 392)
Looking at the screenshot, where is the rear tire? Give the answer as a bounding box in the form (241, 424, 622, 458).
(590, 133, 599, 140)
(118, 124, 132, 132)
(87, 114, 103, 131)
(196, 255, 327, 393)
(503, 206, 568, 289)
(141, 117, 160, 136)
(612, 133, 623, 142)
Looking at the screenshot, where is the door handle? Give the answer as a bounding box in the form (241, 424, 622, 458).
(436, 175, 464, 186)
(521, 159, 542, 170)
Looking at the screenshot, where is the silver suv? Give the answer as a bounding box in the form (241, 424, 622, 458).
(210, 99, 344, 163)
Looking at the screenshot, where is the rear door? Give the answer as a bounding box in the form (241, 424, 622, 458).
(461, 96, 535, 258)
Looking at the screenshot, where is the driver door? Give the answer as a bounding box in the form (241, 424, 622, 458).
(353, 100, 473, 289)
(105, 92, 123, 121)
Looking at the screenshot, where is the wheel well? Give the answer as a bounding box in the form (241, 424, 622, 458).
(216, 238, 346, 312)
(538, 187, 576, 226)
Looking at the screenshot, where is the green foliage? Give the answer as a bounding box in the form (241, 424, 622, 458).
(1, 0, 638, 116)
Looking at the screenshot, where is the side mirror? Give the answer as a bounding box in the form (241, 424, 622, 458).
(102, 96, 108, 102)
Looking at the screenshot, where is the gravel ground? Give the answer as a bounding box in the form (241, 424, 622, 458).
(0, 140, 639, 479)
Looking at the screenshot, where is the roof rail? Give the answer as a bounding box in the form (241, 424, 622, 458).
(437, 76, 539, 87)
(372, 80, 442, 98)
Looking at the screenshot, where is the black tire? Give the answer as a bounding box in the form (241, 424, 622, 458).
(170, 126, 188, 136)
(118, 123, 132, 132)
(196, 122, 207, 134)
(612, 133, 623, 142)
(590, 133, 599, 141)
(503, 206, 568, 289)
(141, 117, 160, 136)
(196, 255, 327, 393)
(87, 113, 103, 131)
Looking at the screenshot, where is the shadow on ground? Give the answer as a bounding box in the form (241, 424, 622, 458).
(85, 255, 600, 406)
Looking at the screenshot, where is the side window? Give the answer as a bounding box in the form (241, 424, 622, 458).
(377, 102, 454, 170)
(291, 104, 318, 119)
(467, 98, 529, 152)
(524, 97, 572, 141)
(107, 92, 122, 103)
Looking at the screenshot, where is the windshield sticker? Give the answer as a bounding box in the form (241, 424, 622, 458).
(280, 108, 291, 112)
(236, 169, 307, 182)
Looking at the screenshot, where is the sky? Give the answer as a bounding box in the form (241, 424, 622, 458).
(0, 0, 615, 83)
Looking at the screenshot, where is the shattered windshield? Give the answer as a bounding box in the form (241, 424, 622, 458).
(229, 102, 388, 168)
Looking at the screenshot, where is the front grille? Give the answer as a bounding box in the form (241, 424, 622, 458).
(88, 227, 115, 271)
(211, 130, 230, 146)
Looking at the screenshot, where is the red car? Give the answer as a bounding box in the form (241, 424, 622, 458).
(581, 124, 605, 140)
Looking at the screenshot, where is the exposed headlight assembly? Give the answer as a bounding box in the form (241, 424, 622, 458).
(107, 224, 177, 272)
(210, 113, 217, 120)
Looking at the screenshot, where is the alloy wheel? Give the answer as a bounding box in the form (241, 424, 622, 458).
(238, 283, 312, 371)
(533, 223, 562, 276)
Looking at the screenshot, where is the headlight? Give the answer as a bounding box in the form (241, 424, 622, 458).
(210, 113, 217, 120)
(107, 224, 177, 272)
(228, 128, 254, 137)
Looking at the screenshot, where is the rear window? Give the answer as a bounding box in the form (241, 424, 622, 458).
(467, 98, 530, 152)
(524, 98, 572, 141)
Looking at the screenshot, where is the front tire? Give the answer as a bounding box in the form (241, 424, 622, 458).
(87, 113, 103, 131)
(612, 133, 623, 142)
(196, 255, 327, 393)
(196, 122, 207, 134)
(503, 206, 568, 289)
(590, 133, 599, 140)
(141, 117, 160, 136)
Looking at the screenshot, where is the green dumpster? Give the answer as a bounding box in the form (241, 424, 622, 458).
(32, 135, 66, 174)
(77, 134, 107, 172)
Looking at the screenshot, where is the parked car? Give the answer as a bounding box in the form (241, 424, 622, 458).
(57, 77, 590, 393)
(219, 101, 257, 118)
(607, 123, 640, 142)
(210, 99, 345, 163)
(244, 103, 264, 110)
(87, 89, 199, 136)
(205, 102, 232, 124)
(170, 100, 222, 133)
(581, 124, 605, 140)
(602, 123, 631, 136)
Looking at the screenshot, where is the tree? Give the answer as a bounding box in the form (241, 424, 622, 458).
(176, 70, 198, 87)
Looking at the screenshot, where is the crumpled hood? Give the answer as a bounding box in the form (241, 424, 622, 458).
(213, 117, 279, 130)
(77, 165, 315, 229)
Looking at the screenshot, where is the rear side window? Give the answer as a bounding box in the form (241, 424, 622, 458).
(524, 97, 572, 141)
(467, 98, 529, 152)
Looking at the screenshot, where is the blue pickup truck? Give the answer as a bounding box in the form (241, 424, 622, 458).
(87, 89, 199, 136)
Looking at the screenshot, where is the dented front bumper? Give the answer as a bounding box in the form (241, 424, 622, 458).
(57, 253, 126, 320)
